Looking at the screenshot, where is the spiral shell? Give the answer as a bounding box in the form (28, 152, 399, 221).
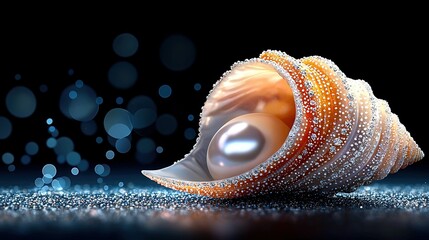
(142, 50, 424, 198)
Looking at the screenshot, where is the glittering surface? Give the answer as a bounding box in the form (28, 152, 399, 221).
(1, 177, 429, 239)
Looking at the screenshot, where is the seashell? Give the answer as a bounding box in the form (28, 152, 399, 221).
(142, 50, 424, 198)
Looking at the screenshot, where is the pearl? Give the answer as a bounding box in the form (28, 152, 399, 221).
(207, 113, 290, 180)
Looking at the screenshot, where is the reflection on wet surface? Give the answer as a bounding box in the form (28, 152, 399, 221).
(1, 183, 429, 239)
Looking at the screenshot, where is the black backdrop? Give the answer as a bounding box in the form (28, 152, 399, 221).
(1, 14, 427, 185)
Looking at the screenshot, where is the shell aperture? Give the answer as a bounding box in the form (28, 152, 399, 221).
(207, 113, 291, 180)
(142, 50, 424, 199)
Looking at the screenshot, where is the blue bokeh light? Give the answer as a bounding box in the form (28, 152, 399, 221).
(159, 84, 172, 98)
(2, 152, 14, 165)
(75, 80, 84, 88)
(136, 138, 155, 154)
(104, 108, 133, 139)
(113, 33, 139, 57)
(156, 114, 178, 135)
(46, 118, 53, 125)
(39, 84, 48, 93)
(53, 137, 74, 156)
(115, 138, 131, 154)
(71, 167, 79, 175)
(160, 34, 196, 71)
(0, 116, 12, 140)
(8, 165, 15, 172)
(34, 178, 44, 188)
(15, 74, 21, 80)
(6, 86, 37, 118)
(78, 159, 89, 172)
(116, 97, 124, 105)
(106, 150, 115, 160)
(184, 128, 197, 140)
(60, 84, 99, 122)
(42, 164, 57, 178)
(46, 137, 57, 148)
(194, 83, 202, 91)
(187, 114, 194, 121)
(20, 155, 31, 165)
(108, 61, 138, 89)
(66, 151, 81, 166)
(80, 120, 98, 136)
(25, 142, 39, 156)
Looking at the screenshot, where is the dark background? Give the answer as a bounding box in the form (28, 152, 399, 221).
(0, 12, 427, 186)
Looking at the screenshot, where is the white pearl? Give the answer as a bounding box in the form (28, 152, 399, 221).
(207, 113, 290, 180)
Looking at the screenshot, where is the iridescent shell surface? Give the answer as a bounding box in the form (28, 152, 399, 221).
(142, 50, 424, 198)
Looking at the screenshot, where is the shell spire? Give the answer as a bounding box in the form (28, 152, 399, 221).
(142, 50, 424, 198)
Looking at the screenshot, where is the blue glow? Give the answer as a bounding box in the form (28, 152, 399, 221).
(160, 34, 196, 71)
(46, 137, 57, 148)
(34, 178, 44, 188)
(39, 84, 48, 93)
(48, 126, 56, 133)
(136, 138, 155, 154)
(97, 178, 103, 184)
(95, 164, 111, 177)
(53, 137, 74, 156)
(106, 150, 115, 160)
(42, 176, 53, 184)
(57, 177, 71, 189)
(46, 118, 53, 125)
(127, 95, 156, 112)
(68, 69, 74, 76)
(187, 114, 194, 121)
(108, 61, 138, 89)
(51, 130, 59, 138)
(6, 86, 37, 118)
(156, 114, 178, 135)
(108, 124, 132, 139)
(156, 146, 164, 153)
(57, 155, 66, 164)
(127, 96, 157, 129)
(71, 167, 79, 175)
(184, 128, 196, 140)
(96, 137, 103, 144)
(116, 97, 124, 105)
(100, 164, 111, 177)
(25, 141, 39, 155)
(8, 165, 15, 172)
(0, 116, 12, 140)
(194, 83, 201, 91)
(80, 120, 98, 136)
(159, 84, 172, 98)
(60, 84, 99, 122)
(78, 159, 89, 172)
(118, 182, 124, 187)
(115, 138, 131, 154)
(96, 97, 104, 105)
(132, 108, 157, 129)
(104, 108, 133, 139)
(42, 164, 57, 178)
(20, 155, 31, 165)
(68, 90, 78, 99)
(52, 179, 63, 191)
(15, 74, 21, 80)
(75, 80, 84, 88)
(135, 152, 156, 164)
(66, 151, 81, 166)
(2, 152, 14, 164)
(113, 33, 139, 57)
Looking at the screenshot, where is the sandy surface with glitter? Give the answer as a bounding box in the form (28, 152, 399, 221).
(1, 180, 429, 240)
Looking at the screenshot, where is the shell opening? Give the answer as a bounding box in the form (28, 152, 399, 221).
(142, 61, 296, 182)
